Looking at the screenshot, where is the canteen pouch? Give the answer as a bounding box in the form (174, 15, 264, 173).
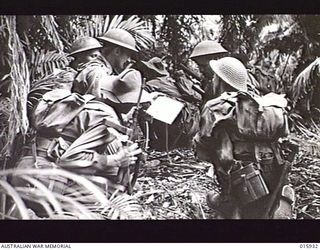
(231, 162, 269, 205)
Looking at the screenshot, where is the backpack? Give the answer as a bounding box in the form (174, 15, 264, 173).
(31, 89, 95, 137)
(199, 91, 289, 140)
(197, 91, 289, 169)
(234, 92, 289, 140)
(27, 68, 77, 116)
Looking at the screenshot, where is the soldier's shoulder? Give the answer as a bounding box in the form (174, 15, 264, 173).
(204, 92, 238, 109)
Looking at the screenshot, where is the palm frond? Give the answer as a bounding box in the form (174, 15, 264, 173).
(18, 175, 63, 213)
(108, 15, 124, 30)
(39, 15, 64, 52)
(291, 58, 320, 109)
(14, 187, 103, 219)
(30, 50, 69, 82)
(5, 16, 30, 157)
(0, 167, 143, 219)
(0, 168, 107, 219)
(0, 179, 30, 219)
(117, 16, 155, 50)
(98, 190, 144, 219)
(73, 15, 154, 51)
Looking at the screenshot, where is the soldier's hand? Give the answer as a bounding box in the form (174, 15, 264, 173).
(122, 107, 138, 124)
(114, 143, 142, 168)
(149, 91, 165, 102)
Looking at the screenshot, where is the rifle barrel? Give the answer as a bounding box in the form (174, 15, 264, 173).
(178, 63, 205, 96)
(192, 84, 205, 96)
(127, 77, 146, 194)
(179, 63, 202, 81)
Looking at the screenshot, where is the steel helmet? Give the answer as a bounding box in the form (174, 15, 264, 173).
(98, 28, 138, 52)
(69, 37, 102, 56)
(190, 40, 228, 59)
(209, 57, 248, 92)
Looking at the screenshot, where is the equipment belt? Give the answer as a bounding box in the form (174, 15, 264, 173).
(22, 148, 50, 159)
(36, 137, 55, 152)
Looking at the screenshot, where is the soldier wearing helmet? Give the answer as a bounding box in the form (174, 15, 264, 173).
(69, 36, 112, 97)
(97, 28, 154, 121)
(69, 37, 103, 66)
(190, 40, 228, 78)
(98, 29, 138, 75)
(190, 40, 228, 102)
(194, 57, 295, 219)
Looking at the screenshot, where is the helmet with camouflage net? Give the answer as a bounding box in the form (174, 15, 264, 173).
(69, 37, 102, 56)
(190, 40, 228, 59)
(98, 28, 138, 52)
(209, 57, 248, 92)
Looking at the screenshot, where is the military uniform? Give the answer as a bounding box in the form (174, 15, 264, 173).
(12, 90, 132, 192)
(194, 57, 294, 219)
(72, 59, 113, 97)
(195, 91, 291, 219)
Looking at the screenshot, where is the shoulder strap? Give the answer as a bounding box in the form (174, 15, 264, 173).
(103, 118, 132, 136)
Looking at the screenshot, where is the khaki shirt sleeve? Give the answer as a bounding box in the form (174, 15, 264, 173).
(58, 103, 121, 174)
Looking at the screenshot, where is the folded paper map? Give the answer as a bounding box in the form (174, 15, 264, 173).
(146, 96, 184, 124)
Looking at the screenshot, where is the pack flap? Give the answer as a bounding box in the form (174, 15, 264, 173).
(252, 93, 288, 108)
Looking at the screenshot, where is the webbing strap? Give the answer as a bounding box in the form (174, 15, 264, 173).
(31, 138, 38, 168)
(103, 119, 131, 136)
(270, 142, 285, 166)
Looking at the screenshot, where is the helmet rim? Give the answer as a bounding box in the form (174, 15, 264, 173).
(98, 29, 138, 52)
(69, 37, 103, 56)
(190, 40, 228, 59)
(209, 57, 248, 92)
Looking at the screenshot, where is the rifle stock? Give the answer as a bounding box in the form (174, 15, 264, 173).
(262, 161, 291, 219)
(261, 139, 298, 218)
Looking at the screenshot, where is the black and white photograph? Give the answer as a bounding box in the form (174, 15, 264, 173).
(0, 14, 320, 225)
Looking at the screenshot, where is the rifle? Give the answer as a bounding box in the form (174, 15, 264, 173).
(126, 77, 146, 194)
(260, 136, 299, 219)
(177, 63, 205, 96)
(178, 63, 202, 82)
(262, 160, 291, 219)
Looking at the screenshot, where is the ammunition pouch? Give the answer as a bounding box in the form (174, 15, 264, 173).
(46, 137, 70, 160)
(230, 162, 269, 205)
(22, 136, 70, 161)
